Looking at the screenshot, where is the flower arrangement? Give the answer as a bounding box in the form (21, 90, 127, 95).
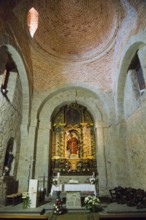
(22, 192, 31, 209)
(53, 198, 64, 215)
(90, 177, 96, 184)
(52, 178, 58, 186)
(84, 195, 100, 212)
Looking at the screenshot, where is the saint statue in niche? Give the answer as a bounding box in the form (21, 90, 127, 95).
(3, 139, 14, 176)
(66, 133, 79, 158)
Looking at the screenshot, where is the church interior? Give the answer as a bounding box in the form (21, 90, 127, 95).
(1, 0, 146, 219)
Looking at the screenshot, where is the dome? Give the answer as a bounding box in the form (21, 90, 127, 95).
(33, 0, 119, 61)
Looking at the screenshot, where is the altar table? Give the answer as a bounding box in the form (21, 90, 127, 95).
(64, 184, 96, 196)
(50, 184, 96, 196)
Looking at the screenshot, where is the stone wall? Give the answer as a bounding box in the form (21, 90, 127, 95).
(124, 69, 141, 119)
(126, 99, 146, 190)
(122, 40, 146, 190)
(0, 72, 22, 175)
(0, 72, 22, 205)
(0, 0, 146, 197)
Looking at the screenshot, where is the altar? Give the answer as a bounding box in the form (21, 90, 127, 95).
(64, 184, 96, 196)
(50, 183, 96, 196)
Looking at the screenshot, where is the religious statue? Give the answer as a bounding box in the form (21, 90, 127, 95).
(67, 133, 79, 158)
(3, 150, 14, 176)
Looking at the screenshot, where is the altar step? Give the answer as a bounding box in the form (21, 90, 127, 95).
(0, 214, 48, 219)
(1, 213, 146, 220)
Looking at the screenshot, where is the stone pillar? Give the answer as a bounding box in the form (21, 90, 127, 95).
(17, 121, 37, 192)
(95, 121, 108, 196)
(17, 124, 29, 192)
(115, 120, 130, 186)
(35, 122, 51, 192)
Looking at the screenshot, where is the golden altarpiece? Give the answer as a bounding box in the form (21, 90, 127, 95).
(51, 103, 97, 176)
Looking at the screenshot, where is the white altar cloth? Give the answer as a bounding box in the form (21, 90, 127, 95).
(64, 184, 96, 196)
(50, 184, 62, 196)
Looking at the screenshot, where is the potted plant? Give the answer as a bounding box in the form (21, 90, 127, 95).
(90, 177, 96, 184)
(22, 192, 31, 209)
(52, 178, 58, 186)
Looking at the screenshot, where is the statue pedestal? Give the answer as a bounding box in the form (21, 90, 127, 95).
(66, 192, 81, 209)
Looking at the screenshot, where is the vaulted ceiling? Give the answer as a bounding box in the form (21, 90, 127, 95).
(3, 0, 146, 94)
(33, 0, 119, 61)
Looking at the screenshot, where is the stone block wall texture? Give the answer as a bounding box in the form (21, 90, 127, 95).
(0, 73, 22, 205)
(126, 100, 146, 190)
(1, 0, 146, 195)
(124, 69, 141, 119)
(13, 1, 146, 194)
(28, 0, 146, 93)
(0, 72, 22, 177)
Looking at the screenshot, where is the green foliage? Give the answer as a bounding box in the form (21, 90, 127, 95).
(22, 192, 31, 209)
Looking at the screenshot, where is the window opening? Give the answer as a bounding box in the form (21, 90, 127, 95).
(27, 7, 39, 38)
(1, 54, 17, 95)
(128, 52, 145, 93)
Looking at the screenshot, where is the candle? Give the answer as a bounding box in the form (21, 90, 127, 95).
(57, 172, 60, 178)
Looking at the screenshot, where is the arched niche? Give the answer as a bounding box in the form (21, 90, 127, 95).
(0, 44, 30, 136)
(0, 35, 31, 201)
(3, 137, 15, 176)
(34, 87, 111, 195)
(50, 103, 97, 175)
(114, 30, 146, 122)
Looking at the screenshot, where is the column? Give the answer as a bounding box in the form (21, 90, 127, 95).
(95, 122, 108, 196)
(35, 122, 51, 190)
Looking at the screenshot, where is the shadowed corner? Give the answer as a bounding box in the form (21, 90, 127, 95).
(40, 208, 46, 215)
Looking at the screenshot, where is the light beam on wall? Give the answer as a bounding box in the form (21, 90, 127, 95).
(27, 7, 39, 38)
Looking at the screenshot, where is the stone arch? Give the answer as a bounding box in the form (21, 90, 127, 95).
(5, 45, 30, 131)
(34, 86, 113, 195)
(0, 35, 30, 182)
(37, 86, 114, 124)
(0, 35, 30, 133)
(115, 30, 146, 122)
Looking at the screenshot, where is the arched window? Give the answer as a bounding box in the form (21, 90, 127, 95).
(27, 7, 39, 38)
(128, 51, 145, 95)
(0, 47, 17, 96)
